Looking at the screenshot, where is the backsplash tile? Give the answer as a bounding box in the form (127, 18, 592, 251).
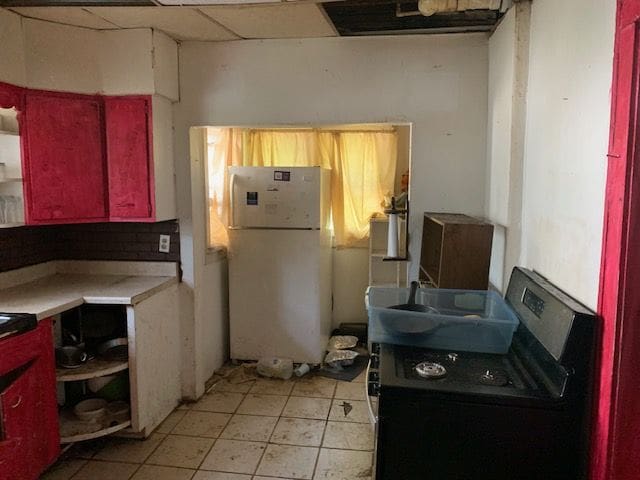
(0, 221, 180, 273)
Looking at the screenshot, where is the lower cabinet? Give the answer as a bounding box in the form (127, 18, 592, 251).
(127, 284, 181, 434)
(0, 319, 60, 480)
(54, 286, 181, 449)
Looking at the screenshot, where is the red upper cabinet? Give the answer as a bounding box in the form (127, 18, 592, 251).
(0, 82, 24, 111)
(104, 96, 154, 221)
(22, 92, 108, 223)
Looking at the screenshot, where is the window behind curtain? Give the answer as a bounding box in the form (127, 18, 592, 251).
(206, 127, 398, 249)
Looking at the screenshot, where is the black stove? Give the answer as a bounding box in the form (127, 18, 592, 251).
(368, 267, 597, 480)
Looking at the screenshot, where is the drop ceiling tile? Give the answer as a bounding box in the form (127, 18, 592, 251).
(10, 7, 118, 29)
(198, 3, 337, 39)
(86, 7, 239, 41)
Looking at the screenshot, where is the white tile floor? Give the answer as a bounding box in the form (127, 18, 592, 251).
(42, 371, 374, 480)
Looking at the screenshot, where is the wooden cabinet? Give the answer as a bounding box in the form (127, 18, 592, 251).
(0, 82, 24, 112)
(105, 97, 154, 220)
(0, 319, 60, 479)
(419, 213, 493, 290)
(22, 92, 108, 223)
(0, 80, 171, 225)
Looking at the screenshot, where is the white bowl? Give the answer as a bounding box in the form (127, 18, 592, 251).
(74, 398, 107, 422)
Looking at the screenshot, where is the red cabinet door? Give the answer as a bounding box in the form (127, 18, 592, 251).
(22, 92, 108, 223)
(0, 362, 40, 480)
(0, 320, 59, 480)
(0, 82, 23, 111)
(105, 96, 154, 220)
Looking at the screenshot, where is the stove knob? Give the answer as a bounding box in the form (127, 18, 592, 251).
(368, 371, 379, 383)
(370, 343, 380, 355)
(368, 381, 380, 397)
(369, 355, 380, 370)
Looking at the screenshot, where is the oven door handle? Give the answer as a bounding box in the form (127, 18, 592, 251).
(365, 357, 377, 426)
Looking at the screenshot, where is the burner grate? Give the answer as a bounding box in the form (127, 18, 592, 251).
(400, 347, 531, 391)
(415, 361, 447, 379)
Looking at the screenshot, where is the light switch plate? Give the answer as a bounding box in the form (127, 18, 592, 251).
(159, 234, 170, 253)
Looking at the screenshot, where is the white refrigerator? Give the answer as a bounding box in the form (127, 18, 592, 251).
(228, 166, 332, 364)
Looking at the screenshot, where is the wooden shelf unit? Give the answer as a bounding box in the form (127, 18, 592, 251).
(419, 213, 493, 290)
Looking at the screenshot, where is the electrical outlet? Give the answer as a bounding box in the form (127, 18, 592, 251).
(159, 234, 171, 253)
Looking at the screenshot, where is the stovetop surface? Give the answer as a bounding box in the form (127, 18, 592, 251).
(400, 346, 531, 391)
(379, 343, 556, 403)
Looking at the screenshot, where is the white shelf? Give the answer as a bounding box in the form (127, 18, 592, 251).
(0, 222, 24, 228)
(0, 130, 19, 137)
(369, 217, 408, 288)
(56, 358, 129, 383)
(59, 408, 131, 444)
(0, 178, 23, 183)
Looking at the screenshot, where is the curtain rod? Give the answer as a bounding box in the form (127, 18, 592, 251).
(246, 128, 397, 134)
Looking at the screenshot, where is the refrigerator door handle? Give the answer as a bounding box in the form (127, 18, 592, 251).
(229, 173, 237, 228)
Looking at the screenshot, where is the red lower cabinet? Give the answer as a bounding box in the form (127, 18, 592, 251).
(0, 319, 60, 480)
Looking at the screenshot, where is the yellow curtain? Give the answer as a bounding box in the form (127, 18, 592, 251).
(206, 127, 243, 247)
(206, 127, 398, 248)
(331, 132, 398, 246)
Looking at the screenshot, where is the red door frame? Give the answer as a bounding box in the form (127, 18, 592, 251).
(594, 1, 640, 479)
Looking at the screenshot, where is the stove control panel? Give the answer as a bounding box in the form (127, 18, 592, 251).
(368, 343, 381, 397)
(368, 381, 380, 397)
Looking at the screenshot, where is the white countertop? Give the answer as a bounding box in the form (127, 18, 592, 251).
(0, 262, 179, 320)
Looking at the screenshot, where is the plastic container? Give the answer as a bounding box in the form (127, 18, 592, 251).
(366, 286, 519, 354)
(257, 357, 294, 380)
(294, 363, 310, 377)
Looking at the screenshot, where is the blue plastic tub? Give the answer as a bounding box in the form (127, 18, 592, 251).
(365, 286, 519, 354)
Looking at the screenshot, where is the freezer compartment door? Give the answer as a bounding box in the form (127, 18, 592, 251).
(229, 166, 323, 229)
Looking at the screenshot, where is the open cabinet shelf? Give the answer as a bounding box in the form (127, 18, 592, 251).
(56, 358, 128, 383)
(59, 408, 131, 444)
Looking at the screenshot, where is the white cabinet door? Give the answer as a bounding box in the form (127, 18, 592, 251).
(128, 284, 181, 434)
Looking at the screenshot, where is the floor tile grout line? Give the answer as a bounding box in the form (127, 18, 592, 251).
(191, 390, 247, 472)
(251, 385, 285, 478)
(310, 405, 330, 480)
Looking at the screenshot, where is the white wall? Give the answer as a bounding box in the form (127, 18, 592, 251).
(0, 12, 179, 100)
(179, 127, 229, 399)
(175, 34, 489, 282)
(332, 248, 370, 326)
(520, 0, 615, 308)
(486, 8, 516, 229)
(485, 4, 529, 291)
(0, 9, 26, 86)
